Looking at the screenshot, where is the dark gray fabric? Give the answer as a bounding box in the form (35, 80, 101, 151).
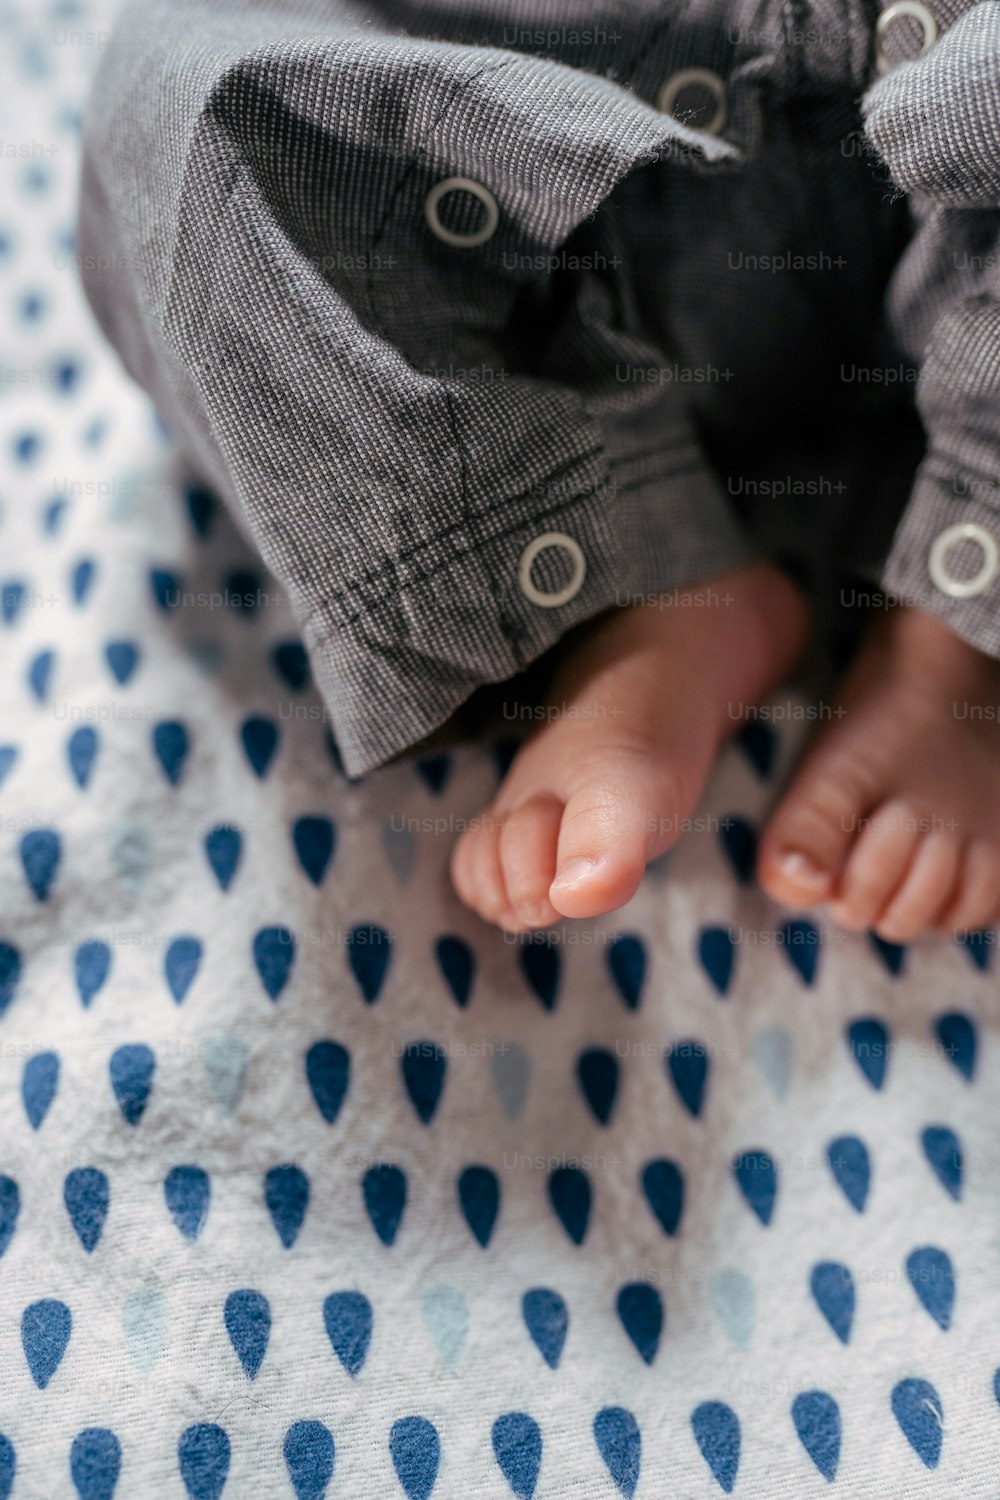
(77, 0, 1000, 773)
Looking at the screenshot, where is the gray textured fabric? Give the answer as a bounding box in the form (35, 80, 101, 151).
(78, 0, 1000, 774)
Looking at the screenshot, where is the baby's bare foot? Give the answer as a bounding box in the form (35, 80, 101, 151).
(759, 607, 1000, 942)
(451, 562, 808, 931)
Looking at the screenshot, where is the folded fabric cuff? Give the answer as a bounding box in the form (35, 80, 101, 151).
(881, 461, 1000, 657)
(304, 452, 752, 777)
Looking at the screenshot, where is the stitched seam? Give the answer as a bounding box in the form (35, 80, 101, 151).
(297, 447, 605, 621)
(301, 481, 617, 631)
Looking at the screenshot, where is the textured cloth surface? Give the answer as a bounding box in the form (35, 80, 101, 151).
(76, 0, 1000, 775)
(4, 8, 1000, 1499)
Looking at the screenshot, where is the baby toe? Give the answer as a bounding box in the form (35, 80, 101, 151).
(759, 759, 865, 910)
(875, 830, 963, 944)
(498, 793, 563, 929)
(827, 800, 921, 931)
(549, 758, 677, 919)
(453, 806, 511, 924)
(937, 838, 1000, 938)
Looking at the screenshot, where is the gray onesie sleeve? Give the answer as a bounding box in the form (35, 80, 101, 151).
(866, 2, 1000, 651)
(77, 0, 751, 776)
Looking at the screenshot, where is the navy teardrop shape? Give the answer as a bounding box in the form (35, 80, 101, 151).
(152, 721, 189, 786)
(0, 1433, 12, 1500)
(891, 1379, 942, 1468)
(363, 1164, 406, 1246)
(253, 927, 295, 1001)
(305, 1041, 350, 1124)
(20, 828, 61, 900)
(492, 1413, 541, 1500)
(64, 1168, 109, 1253)
(519, 941, 560, 1011)
(401, 1042, 446, 1124)
(273, 641, 310, 691)
(616, 1283, 663, 1365)
(348, 925, 391, 1004)
(935, 1013, 976, 1081)
(284, 1422, 335, 1500)
(691, 1401, 740, 1494)
(777, 920, 820, 985)
(239, 717, 279, 779)
(27, 649, 54, 702)
(0, 745, 16, 789)
(666, 1040, 709, 1118)
(521, 1288, 567, 1369)
(178, 1424, 230, 1500)
(224, 1289, 270, 1378)
(576, 1049, 618, 1125)
(70, 1427, 121, 1500)
(869, 933, 906, 976)
(792, 1391, 840, 1481)
(641, 1159, 684, 1237)
(434, 935, 474, 1008)
(149, 567, 181, 613)
(607, 934, 646, 1011)
(292, 816, 335, 886)
(698, 927, 734, 997)
(22, 1051, 58, 1129)
(733, 1150, 778, 1225)
(0, 1177, 19, 1257)
(719, 816, 756, 884)
(67, 726, 98, 789)
(921, 1125, 962, 1200)
(414, 756, 451, 794)
(105, 641, 138, 685)
(457, 1166, 500, 1247)
(846, 1018, 889, 1089)
(204, 825, 242, 891)
(185, 485, 216, 537)
(165, 937, 201, 1004)
(957, 930, 992, 971)
(389, 1416, 439, 1500)
(22, 1298, 71, 1388)
(827, 1135, 870, 1213)
(548, 1167, 590, 1245)
(109, 1044, 155, 1125)
(809, 1261, 854, 1344)
(906, 1246, 954, 1330)
(264, 1164, 309, 1249)
(165, 1165, 210, 1241)
(736, 719, 776, 777)
(323, 1291, 372, 1376)
(593, 1407, 640, 1498)
(74, 940, 111, 1008)
(0, 943, 20, 1017)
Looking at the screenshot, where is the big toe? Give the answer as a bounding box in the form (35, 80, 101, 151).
(548, 756, 682, 919)
(759, 756, 869, 910)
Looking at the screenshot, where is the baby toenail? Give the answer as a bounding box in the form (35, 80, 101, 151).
(551, 857, 599, 892)
(777, 850, 831, 891)
(517, 901, 552, 928)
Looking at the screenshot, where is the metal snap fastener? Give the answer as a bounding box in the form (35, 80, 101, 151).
(656, 68, 728, 136)
(518, 532, 587, 608)
(928, 522, 1000, 598)
(875, 0, 938, 73)
(424, 176, 500, 248)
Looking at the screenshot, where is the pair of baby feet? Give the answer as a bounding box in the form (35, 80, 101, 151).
(451, 562, 1000, 943)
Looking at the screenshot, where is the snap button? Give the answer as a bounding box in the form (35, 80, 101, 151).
(518, 532, 587, 608)
(875, 0, 938, 73)
(424, 176, 500, 248)
(656, 68, 728, 136)
(928, 522, 1000, 599)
